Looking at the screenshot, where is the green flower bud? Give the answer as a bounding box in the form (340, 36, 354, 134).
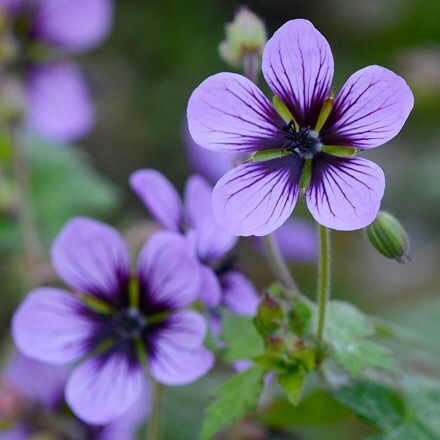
(255, 291, 284, 336)
(366, 211, 410, 263)
(219, 7, 267, 66)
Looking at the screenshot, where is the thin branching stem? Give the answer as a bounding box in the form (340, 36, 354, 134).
(315, 225, 331, 363)
(147, 381, 164, 440)
(11, 122, 44, 288)
(263, 233, 300, 295)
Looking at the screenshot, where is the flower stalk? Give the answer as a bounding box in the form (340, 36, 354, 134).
(315, 225, 331, 363)
(263, 233, 298, 294)
(243, 52, 259, 84)
(147, 381, 164, 440)
(11, 122, 44, 288)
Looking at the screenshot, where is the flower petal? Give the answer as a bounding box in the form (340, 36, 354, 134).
(97, 379, 151, 440)
(320, 65, 414, 149)
(65, 352, 144, 425)
(51, 217, 130, 304)
(5, 351, 69, 410)
(199, 265, 222, 307)
(12, 288, 98, 364)
(220, 271, 259, 315)
(306, 154, 385, 230)
(137, 231, 201, 313)
(185, 175, 237, 262)
(185, 125, 237, 183)
(262, 19, 334, 129)
(26, 62, 94, 142)
(0, 0, 23, 14)
(187, 72, 284, 153)
(129, 169, 185, 232)
(33, 0, 113, 52)
(147, 311, 213, 385)
(212, 156, 304, 237)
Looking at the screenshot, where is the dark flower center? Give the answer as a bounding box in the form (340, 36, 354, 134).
(213, 252, 238, 276)
(281, 119, 322, 159)
(112, 308, 146, 340)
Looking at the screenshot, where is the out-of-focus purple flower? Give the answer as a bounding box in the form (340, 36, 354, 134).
(0, 0, 113, 142)
(3, 350, 68, 411)
(26, 62, 95, 141)
(130, 170, 259, 315)
(185, 126, 318, 262)
(0, 351, 149, 439)
(187, 19, 414, 236)
(12, 217, 213, 425)
(32, 0, 113, 53)
(254, 219, 318, 263)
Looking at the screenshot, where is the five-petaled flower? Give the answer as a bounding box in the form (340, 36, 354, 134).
(187, 19, 414, 236)
(185, 128, 318, 262)
(0, 0, 113, 141)
(1, 351, 149, 438)
(12, 217, 213, 424)
(130, 170, 259, 318)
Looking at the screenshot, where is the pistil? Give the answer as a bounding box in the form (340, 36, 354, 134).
(280, 120, 323, 159)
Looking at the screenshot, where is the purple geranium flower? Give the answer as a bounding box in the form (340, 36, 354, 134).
(185, 126, 318, 262)
(187, 19, 414, 236)
(12, 217, 213, 425)
(1, 351, 149, 439)
(0, 0, 113, 141)
(130, 170, 259, 315)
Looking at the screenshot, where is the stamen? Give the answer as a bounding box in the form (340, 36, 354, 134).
(113, 308, 146, 340)
(279, 119, 323, 159)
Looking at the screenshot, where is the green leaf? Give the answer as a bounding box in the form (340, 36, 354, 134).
(368, 424, 433, 440)
(334, 378, 440, 440)
(277, 369, 306, 405)
(333, 381, 405, 431)
(29, 139, 120, 241)
(326, 301, 398, 376)
(289, 297, 313, 336)
(256, 346, 314, 405)
(200, 366, 266, 440)
(403, 375, 440, 437)
(334, 339, 397, 376)
(0, 138, 120, 252)
(260, 390, 354, 429)
(222, 315, 264, 362)
(253, 351, 287, 370)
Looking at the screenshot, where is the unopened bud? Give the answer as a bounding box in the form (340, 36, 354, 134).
(219, 6, 267, 67)
(366, 211, 410, 263)
(255, 291, 284, 336)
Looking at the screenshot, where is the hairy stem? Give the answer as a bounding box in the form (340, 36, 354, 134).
(11, 122, 44, 288)
(243, 52, 259, 83)
(315, 225, 331, 363)
(147, 381, 164, 440)
(263, 233, 299, 294)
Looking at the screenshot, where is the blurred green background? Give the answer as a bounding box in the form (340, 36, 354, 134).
(1, 0, 440, 438)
